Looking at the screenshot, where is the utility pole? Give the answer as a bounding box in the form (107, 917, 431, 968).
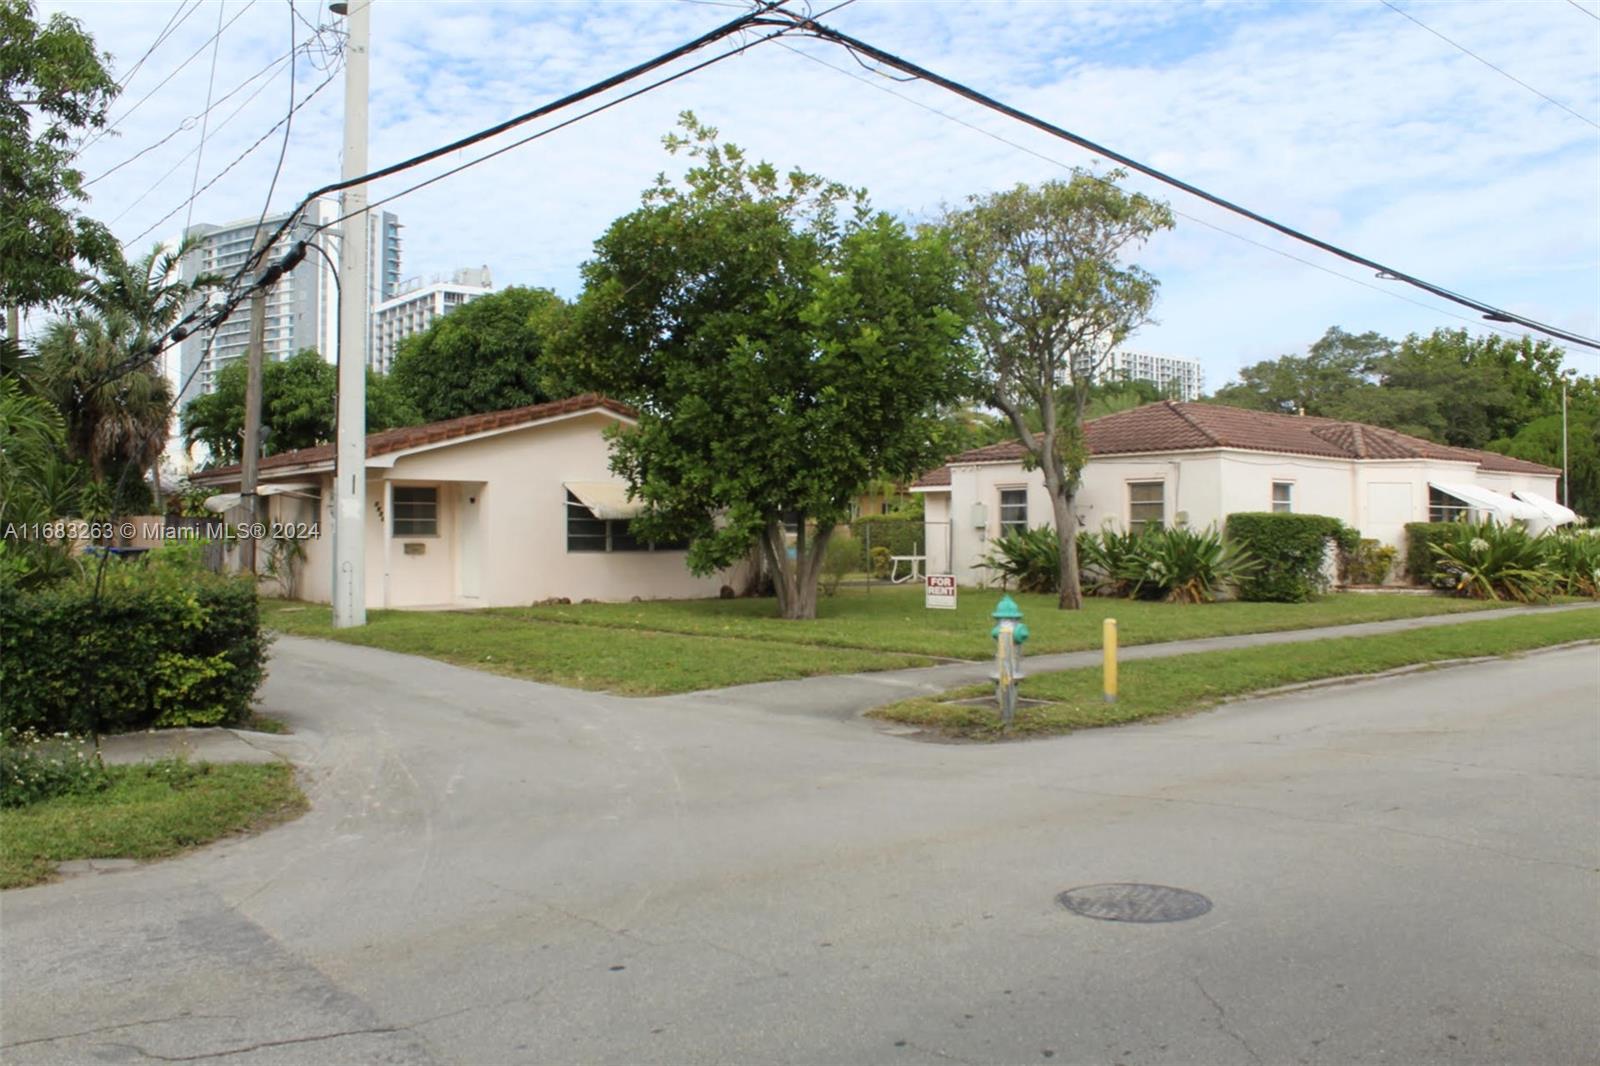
(1562, 381, 1570, 509)
(239, 229, 271, 577)
(332, 0, 370, 628)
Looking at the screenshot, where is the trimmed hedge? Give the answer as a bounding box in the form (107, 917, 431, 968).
(0, 565, 267, 736)
(1225, 512, 1354, 602)
(1404, 522, 1460, 586)
(848, 514, 923, 567)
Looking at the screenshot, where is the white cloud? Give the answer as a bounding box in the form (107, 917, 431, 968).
(43, 0, 1600, 383)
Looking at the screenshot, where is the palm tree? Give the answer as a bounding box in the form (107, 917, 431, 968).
(32, 239, 215, 508)
(35, 311, 172, 490)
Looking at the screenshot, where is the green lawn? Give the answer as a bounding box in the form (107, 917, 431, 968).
(871, 609, 1600, 740)
(263, 589, 1522, 696)
(0, 761, 305, 889)
(261, 602, 934, 695)
(502, 586, 1498, 659)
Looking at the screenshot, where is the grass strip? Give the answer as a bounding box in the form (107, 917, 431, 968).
(870, 609, 1599, 740)
(500, 587, 1497, 659)
(260, 602, 931, 695)
(0, 761, 305, 890)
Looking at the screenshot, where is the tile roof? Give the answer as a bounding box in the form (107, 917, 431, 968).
(909, 400, 1557, 488)
(192, 393, 636, 484)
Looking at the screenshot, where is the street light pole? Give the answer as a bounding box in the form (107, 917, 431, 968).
(332, 0, 370, 627)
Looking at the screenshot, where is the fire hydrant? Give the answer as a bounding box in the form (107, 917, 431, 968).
(990, 595, 1030, 727)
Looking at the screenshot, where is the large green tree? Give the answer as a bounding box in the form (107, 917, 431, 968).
(389, 286, 567, 422)
(946, 173, 1174, 609)
(554, 117, 973, 619)
(183, 349, 419, 466)
(1209, 326, 1391, 416)
(1, 0, 119, 324)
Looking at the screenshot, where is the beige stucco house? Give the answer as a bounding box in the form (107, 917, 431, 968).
(192, 394, 745, 608)
(911, 401, 1564, 585)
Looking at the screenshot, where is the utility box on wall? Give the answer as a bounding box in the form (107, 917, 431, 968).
(969, 502, 988, 530)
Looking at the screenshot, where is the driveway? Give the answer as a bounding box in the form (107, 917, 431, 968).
(2, 636, 1596, 1064)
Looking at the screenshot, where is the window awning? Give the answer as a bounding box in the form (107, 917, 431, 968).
(1512, 490, 1578, 527)
(1428, 480, 1542, 523)
(564, 481, 646, 520)
(203, 482, 321, 514)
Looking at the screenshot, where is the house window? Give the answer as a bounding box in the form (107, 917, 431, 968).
(1272, 481, 1294, 513)
(391, 486, 438, 536)
(566, 491, 686, 552)
(998, 489, 1028, 536)
(1429, 486, 1470, 523)
(1128, 481, 1165, 534)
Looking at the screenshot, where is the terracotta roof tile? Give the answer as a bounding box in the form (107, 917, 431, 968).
(912, 401, 1557, 487)
(193, 393, 635, 484)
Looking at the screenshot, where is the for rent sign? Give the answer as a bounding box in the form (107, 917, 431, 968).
(924, 574, 958, 610)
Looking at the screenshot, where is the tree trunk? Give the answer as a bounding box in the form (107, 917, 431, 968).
(760, 517, 832, 620)
(1051, 486, 1083, 610)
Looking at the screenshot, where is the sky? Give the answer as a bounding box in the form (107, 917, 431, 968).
(41, 0, 1600, 391)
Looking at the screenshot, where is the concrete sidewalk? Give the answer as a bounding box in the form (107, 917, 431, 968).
(669, 600, 1600, 720)
(93, 726, 299, 766)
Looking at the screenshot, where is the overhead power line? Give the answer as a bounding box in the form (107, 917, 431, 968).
(1377, 0, 1599, 132)
(1567, 0, 1600, 22)
(181, 0, 228, 239)
(128, 63, 340, 246)
(313, 21, 803, 234)
(79, 0, 260, 156)
(136, 2, 795, 371)
(113, 0, 203, 91)
(763, 11, 1600, 351)
(772, 41, 1540, 346)
(86, 46, 298, 188)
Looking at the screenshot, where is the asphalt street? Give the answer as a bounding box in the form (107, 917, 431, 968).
(2, 635, 1596, 1064)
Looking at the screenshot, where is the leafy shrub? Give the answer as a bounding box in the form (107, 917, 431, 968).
(0, 560, 268, 737)
(1226, 513, 1352, 602)
(0, 731, 108, 808)
(1404, 522, 1461, 586)
(1122, 525, 1256, 604)
(1430, 521, 1555, 603)
(982, 526, 1060, 593)
(850, 514, 922, 569)
(821, 535, 859, 596)
(1546, 530, 1600, 598)
(869, 546, 891, 580)
(1340, 538, 1398, 586)
(1077, 529, 1145, 597)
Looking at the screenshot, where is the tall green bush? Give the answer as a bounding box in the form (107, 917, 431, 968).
(1225, 512, 1353, 602)
(849, 514, 923, 568)
(1404, 522, 1460, 586)
(0, 557, 267, 736)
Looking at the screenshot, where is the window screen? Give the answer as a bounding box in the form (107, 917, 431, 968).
(1272, 481, 1294, 513)
(998, 489, 1028, 536)
(1128, 481, 1165, 534)
(391, 486, 438, 536)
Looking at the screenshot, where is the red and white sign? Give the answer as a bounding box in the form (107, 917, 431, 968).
(924, 574, 958, 610)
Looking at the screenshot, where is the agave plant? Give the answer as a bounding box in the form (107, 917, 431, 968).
(1123, 526, 1257, 604)
(1543, 530, 1600, 599)
(1429, 521, 1556, 603)
(982, 526, 1060, 593)
(1077, 528, 1145, 597)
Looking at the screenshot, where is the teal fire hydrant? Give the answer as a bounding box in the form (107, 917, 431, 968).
(990, 595, 1030, 727)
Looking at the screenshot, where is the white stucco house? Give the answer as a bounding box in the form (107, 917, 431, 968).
(192, 394, 746, 608)
(911, 401, 1565, 585)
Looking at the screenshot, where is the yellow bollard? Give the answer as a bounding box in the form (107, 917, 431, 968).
(1103, 618, 1118, 703)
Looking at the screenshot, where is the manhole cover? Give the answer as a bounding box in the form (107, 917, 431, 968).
(1057, 883, 1212, 923)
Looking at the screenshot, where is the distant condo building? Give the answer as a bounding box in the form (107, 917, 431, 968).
(1072, 349, 1205, 402)
(175, 200, 401, 411)
(369, 267, 494, 373)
